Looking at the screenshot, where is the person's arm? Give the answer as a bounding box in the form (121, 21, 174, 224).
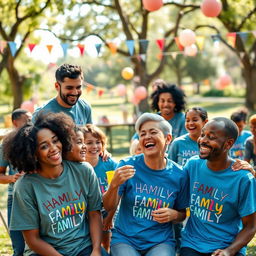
(100, 149, 111, 162)
(0, 167, 24, 184)
(103, 165, 135, 211)
(231, 159, 256, 178)
(212, 212, 256, 256)
(88, 210, 102, 256)
(151, 208, 186, 223)
(23, 229, 62, 256)
(103, 209, 116, 231)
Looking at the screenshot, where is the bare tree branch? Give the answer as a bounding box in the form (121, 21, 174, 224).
(238, 6, 256, 30)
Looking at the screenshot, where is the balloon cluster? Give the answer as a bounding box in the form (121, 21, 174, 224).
(179, 29, 198, 57)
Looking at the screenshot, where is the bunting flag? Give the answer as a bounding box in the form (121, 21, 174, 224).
(77, 44, 85, 56)
(126, 40, 135, 56)
(85, 83, 94, 93)
(140, 54, 146, 62)
(237, 32, 248, 43)
(0, 40, 7, 53)
(107, 42, 117, 54)
(174, 37, 184, 51)
(98, 89, 104, 97)
(171, 52, 178, 60)
(46, 44, 53, 54)
(61, 43, 69, 57)
(226, 32, 236, 48)
(28, 43, 36, 53)
(196, 36, 205, 50)
(211, 34, 221, 43)
(139, 39, 149, 54)
(95, 43, 102, 55)
(156, 39, 165, 51)
(8, 41, 17, 56)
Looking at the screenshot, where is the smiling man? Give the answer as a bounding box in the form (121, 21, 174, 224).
(32, 64, 92, 125)
(181, 117, 256, 256)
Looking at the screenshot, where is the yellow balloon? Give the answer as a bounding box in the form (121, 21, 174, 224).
(121, 67, 134, 80)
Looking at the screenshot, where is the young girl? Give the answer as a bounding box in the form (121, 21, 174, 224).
(230, 108, 251, 160)
(168, 107, 208, 166)
(3, 113, 102, 256)
(83, 124, 118, 253)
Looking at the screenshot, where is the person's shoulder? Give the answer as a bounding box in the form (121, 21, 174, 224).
(167, 158, 183, 171)
(118, 154, 142, 166)
(173, 133, 189, 142)
(63, 160, 93, 175)
(175, 112, 185, 119)
(76, 98, 91, 108)
(185, 155, 201, 166)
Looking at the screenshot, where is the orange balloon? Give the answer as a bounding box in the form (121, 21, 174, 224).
(121, 67, 134, 80)
(142, 0, 163, 12)
(201, 0, 222, 17)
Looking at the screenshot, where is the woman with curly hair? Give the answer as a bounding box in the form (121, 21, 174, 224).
(3, 112, 103, 256)
(151, 83, 187, 140)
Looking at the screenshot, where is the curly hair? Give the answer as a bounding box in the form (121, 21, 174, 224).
(151, 84, 186, 113)
(3, 112, 75, 173)
(82, 124, 107, 151)
(55, 64, 83, 82)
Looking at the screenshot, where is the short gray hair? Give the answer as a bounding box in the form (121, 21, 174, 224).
(135, 113, 172, 136)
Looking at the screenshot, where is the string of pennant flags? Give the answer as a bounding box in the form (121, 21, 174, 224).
(0, 30, 255, 60)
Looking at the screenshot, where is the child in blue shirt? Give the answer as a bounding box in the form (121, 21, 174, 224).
(83, 124, 118, 253)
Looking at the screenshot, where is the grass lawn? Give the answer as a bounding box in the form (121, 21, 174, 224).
(0, 92, 255, 255)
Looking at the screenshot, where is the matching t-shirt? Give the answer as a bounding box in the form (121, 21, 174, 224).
(32, 98, 92, 125)
(181, 156, 256, 255)
(168, 133, 198, 166)
(111, 154, 189, 250)
(244, 136, 256, 167)
(10, 160, 102, 256)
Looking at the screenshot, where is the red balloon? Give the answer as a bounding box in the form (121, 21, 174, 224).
(20, 100, 34, 113)
(201, 0, 222, 17)
(134, 86, 147, 101)
(219, 74, 232, 87)
(142, 0, 163, 12)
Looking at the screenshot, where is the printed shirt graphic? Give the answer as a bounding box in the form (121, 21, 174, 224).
(32, 98, 92, 125)
(230, 130, 251, 159)
(0, 144, 18, 196)
(168, 133, 199, 166)
(94, 157, 118, 194)
(10, 161, 102, 256)
(181, 156, 256, 255)
(111, 154, 189, 250)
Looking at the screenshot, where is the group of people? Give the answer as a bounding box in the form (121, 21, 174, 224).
(0, 63, 255, 256)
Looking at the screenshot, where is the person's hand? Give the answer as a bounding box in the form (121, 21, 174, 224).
(100, 149, 111, 161)
(151, 208, 178, 223)
(103, 216, 113, 231)
(10, 172, 24, 183)
(110, 165, 135, 188)
(90, 248, 101, 256)
(232, 159, 256, 177)
(211, 248, 231, 256)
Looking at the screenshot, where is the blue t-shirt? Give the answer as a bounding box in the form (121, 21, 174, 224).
(94, 157, 118, 194)
(181, 156, 256, 255)
(32, 98, 92, 125)
(167, 133, 198, 166)
(111, 154, 189, 250)
(0, 144, 18, 196)
(230, 130, 251, 160)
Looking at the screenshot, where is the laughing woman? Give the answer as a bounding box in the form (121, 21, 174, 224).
(3, 113, 102, 256)
(103, 113, 189, 256)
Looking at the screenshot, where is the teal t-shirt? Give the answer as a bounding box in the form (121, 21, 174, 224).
(167, 133, 198, 166)
(182, 156, 256, 255)
(111, 154, 189, 250)
(94, 157, 118, 194)
(32, 98, 92, 125)
(10, 160, 102, 256)
(0, 144, 18, 196)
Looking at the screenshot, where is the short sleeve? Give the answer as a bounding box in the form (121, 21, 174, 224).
(167, 140, 178, 163)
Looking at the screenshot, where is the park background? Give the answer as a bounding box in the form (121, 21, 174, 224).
(0, 0, 256, 255)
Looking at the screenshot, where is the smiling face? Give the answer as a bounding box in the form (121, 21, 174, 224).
(139, 121, 171, 158)
(197, 121, 232, 161)
(185, 110, 207, 141)
(36, 128, 62, 169)
(157, 92, 176, 120)
(84, 133, 103, 159)
(65, 131, 86, 162)
(55, 76, 83, 107)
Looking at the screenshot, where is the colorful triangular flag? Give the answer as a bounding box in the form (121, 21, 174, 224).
(126, 40, 135, 56)
(196, 36, 205, 51)
(139, 39, 149, 54)
(0, 41, 7, 53)
(174, 37, 184, 51)
(61, 43, 69, 57)
(107, 42, 117, 54)
(8, 42, 17, 56)
(211, 34, 221, 43)
(46, 44, 53, 54)
(237, 32, 248, 43)
(227, 32, 236, 48)
(156, 39, 165, 51)
(95, 43, 102, 55)
(77, 44, 85, 56)
(28, 43, 36, 53)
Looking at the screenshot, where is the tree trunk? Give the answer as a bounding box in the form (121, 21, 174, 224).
(243, 66, 256, 112)
(7, 57, 24, 110)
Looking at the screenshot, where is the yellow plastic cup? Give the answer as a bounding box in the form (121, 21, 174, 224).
(106, 171, 115, 185)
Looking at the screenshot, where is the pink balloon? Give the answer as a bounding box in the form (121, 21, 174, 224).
(20, 100, 34, 113)
(219, 74, 232, 87)
(134, 86, 147, 101)
(142, 0, 163, 12)
(131, 95, 141, 105)
(116, 84, 127, 96)
(179, 29, 196, 47)
(184, 44, 198, 56)
(201, 0, 222, 17)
